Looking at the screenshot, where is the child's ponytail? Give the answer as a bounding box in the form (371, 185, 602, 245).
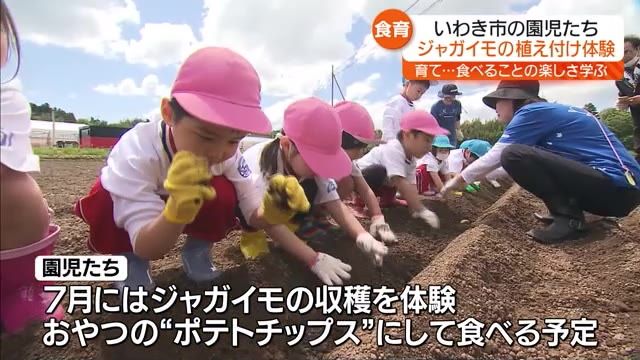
(259, 138, 281, 178)
(259, 130, 301, 178)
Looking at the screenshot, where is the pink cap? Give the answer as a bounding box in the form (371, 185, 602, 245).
(334, 101, 384, 145)
(400, 110, 449, 136)
(171, 47, 272, 135)
(283, 98, 352, 179)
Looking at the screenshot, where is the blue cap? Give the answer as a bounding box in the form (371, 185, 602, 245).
(460, 139, 491, 157)
(432, 135, 455, 149)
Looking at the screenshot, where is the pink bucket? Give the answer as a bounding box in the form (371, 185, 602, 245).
(1, 224, 64, 334)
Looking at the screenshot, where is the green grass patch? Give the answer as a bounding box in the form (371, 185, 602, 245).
(34, 147, 109, 159)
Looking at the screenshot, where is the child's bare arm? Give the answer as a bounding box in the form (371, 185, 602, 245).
(352, 176, 383, 218)
(265, 223, 353, 285)
(322, 199, 366, 239)
(430, 171, 445, 192)
(322, 200, 388, 265)
(264, 224, 317, 265)
(391, 176, 424, 212)
(134, 218, 186, 260)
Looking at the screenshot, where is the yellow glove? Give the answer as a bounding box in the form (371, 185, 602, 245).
(239, 230, 269, 259)
(261, 174, 310, 225)
(162, 151, 216, 224)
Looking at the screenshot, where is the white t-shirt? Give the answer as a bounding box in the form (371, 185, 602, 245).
(242, 140, 340, 205)
(485, 167, 510, 182)
(1, 79, 40, 173)
(355, 139, 417, 185)
(351, 161, 363, 178)
(417, 153, 449, 174)
(381, 95, 414, 142)
(446, 149, 466, 174)
(100, 120, 261, 247)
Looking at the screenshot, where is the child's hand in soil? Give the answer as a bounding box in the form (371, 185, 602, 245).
(356, 232, 388, 267)
(369, 215, 398, 244)
(412, 208, 440, 229)
(309, 253, 352, 285)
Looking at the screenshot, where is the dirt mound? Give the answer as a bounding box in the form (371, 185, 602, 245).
(2, 159, 638, 360)
(324, 188, 640, 360)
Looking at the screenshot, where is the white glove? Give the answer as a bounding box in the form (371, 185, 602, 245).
(356, 232, 388, 267)
(309, 253, 352, 285)
(369, 215, 398, 243)
(412, 208, 440, 229)
(441, 177, 460, 195)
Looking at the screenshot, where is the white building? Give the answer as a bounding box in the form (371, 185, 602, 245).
(30, 120, 87, 147)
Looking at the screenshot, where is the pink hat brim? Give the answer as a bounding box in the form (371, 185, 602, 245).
(409, 124, 450, 136)
(352, 134, 385, 145)
(173, 92, 272, 135)
(296, 143, 352, 180)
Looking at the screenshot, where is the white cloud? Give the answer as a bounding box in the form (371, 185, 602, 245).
(9, 0, 634, 123)
(94, 74, 170, 98)
(5, 0, 196, 68)
(526, 0, 639, 34)
(123, 23, 198, 68)
(352, 34, 395, 66)
(345, 73, 382, 101)
(5, 0, 139, 57)
(348, 0, 532, 68)
(198, 0, 361, 98)
(541, 81, 619, 111)
(263, 96, 309, 130)
(360, 99, 391, 130)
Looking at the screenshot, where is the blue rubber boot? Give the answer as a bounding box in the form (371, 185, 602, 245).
(181, 237, 222, 283)
(114, 252, 154, 292)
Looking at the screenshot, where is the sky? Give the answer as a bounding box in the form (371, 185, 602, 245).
(2, 0, 639, 130)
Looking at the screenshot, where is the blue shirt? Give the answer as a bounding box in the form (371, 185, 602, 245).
(431, 100, 461, 146)
(498, 102, 640, 189)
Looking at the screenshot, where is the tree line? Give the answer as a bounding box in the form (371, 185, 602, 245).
(30, 102, 148, 128)
(30, 101, 636, 151)
(460, 103, 635, 151)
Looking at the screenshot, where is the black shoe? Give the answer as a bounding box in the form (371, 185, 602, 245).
(533, 212, 555, 225)
(527, 216, 586, 244)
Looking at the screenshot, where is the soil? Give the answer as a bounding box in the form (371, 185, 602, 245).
(1, 159, 638, 360)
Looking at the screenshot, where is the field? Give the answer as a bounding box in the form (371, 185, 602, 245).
(33, 147, 110, 159)
(1, 158, 639, 360)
